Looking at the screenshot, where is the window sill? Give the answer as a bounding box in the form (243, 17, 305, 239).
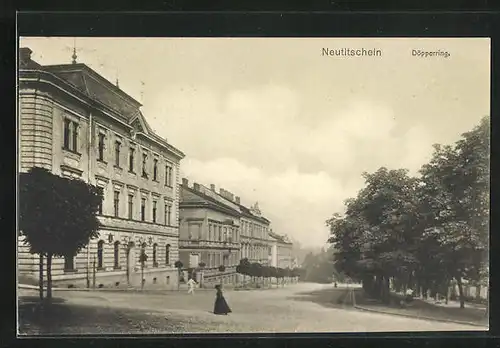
(152, 179, 159, 183)
(97, 267, 106, 272)
(64, 269, 78, 274)
(128, 170, 136, 175)
(113, 266, 122, 270)
(114, 165, 123, 171)
(97, 159, 107, 165)
(142, 174, 149, 179)
(62, 148, 82, 158)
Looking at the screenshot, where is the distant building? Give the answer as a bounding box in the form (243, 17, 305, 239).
(178, 180, 241, 286)
(239, 202, 271, 266)
(18, 47, 185, 290)
(268, 231, 294, 269)
(179, 180, 274, 286)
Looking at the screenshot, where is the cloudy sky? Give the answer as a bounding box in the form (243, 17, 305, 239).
(19, 37, 490, 247)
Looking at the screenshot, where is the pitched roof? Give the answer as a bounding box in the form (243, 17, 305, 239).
(180, 185, 241, 217)
(20, 53, 185, 160)
(44, 63, 140, 123)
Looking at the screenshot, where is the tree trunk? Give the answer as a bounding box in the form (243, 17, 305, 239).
(46, 253, 53, 301)
(141, 262, 144, 290)
(38, 254, 44, 302)
(457, 277, 465, 309)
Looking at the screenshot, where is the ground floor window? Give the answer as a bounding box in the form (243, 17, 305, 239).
(64, 254, 75, 271)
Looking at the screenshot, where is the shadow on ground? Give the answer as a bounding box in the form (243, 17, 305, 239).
(355, 291, 488, 326)
(18, 295, 185, 335)
(287, 287, 354, 309)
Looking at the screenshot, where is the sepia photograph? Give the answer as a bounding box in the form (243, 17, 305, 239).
(17, 37, 490, 335)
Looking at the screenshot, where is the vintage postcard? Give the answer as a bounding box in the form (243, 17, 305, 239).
(17, 37, 490, 335)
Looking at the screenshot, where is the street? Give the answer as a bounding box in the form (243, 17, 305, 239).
(18, 282, 487, 334)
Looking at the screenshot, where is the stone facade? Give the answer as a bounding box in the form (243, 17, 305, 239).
(268, 232, 294, 269)
(179, 180, 279, 286)
(179, 180, 241, 286)
(18, 47, 185, 290)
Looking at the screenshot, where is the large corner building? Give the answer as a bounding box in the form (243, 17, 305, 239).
(18, 47, 185, 289)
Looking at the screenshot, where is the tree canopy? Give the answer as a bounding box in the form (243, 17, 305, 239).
(327, 116, 489, 307)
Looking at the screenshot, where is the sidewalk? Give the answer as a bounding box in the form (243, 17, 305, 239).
(353, 290, 488, 328)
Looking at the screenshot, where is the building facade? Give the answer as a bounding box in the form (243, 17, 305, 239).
(18, 47, 185, 290)
(268, 231, 294, 269)
(239, 203, 271, 266)
(179, 181, 277, 286)
(178, 179, 241, 286)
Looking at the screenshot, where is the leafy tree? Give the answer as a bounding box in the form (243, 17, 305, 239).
(174, 260, 183, 290)
(419, 117, 489, 307)
(237, 258, 251, 286)
(139, 249, 148, 290)
(19, 167, 102, 301)
(328, 117, 489, 308)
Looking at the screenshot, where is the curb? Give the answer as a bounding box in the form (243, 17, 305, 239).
(353, 304, 488, 328)
(18, 284, 213, 293)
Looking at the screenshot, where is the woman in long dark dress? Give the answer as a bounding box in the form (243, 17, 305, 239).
(213, 285, 232, 315)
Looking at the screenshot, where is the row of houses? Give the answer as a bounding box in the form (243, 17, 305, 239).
(17, 47, 295, 290)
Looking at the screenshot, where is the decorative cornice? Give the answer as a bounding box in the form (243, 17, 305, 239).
(99, 223, 179, 238)
(60, 164, 83, 176)
(95, 174, 110, 183)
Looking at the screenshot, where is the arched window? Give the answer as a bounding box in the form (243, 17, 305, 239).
(114, 241, 120, 269)
(153, 243, 158, 267)
(165, 244, 171, 265)
(97, 240, 104, 269)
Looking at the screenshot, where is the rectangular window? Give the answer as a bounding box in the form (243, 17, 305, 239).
(142, 153, 148, 178)
(63, 118, 78, 152)
(97, 187, 104, 215)
(165, 164, 173, 187)
(153, 159, 158, 181)
(113, 191, 120, 217)
(98, 132, 106, 161)
(128, 194, 134, 220)
(141, 198, 146, 221)
(64, 255, 75, 271)
(152, 200, 157, 223)
(165, 204, 171, 225)
(63, 119, 71, 150)
(129, 148, 135, 172)
(115, 140, 121, 167)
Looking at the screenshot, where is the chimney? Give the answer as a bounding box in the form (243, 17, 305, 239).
(19, 47, 33, 66)
(210, 184, 216, 192)
(235, 196, 240, 204)
(193, 183, 200, 191)
(228, 192, 234, 201)
(219, 188, 225, 196)
(182, 178, 188, 186)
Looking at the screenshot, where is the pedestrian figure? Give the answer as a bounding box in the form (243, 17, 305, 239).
(187, 278, 197, 295)
(213, 284, 232, 315)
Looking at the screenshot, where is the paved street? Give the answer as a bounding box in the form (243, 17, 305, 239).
(18, 283, 487, 334)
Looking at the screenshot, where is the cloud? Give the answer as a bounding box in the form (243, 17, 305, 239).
(181, 157, 357, 248)
(146, 85, 439, 247)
